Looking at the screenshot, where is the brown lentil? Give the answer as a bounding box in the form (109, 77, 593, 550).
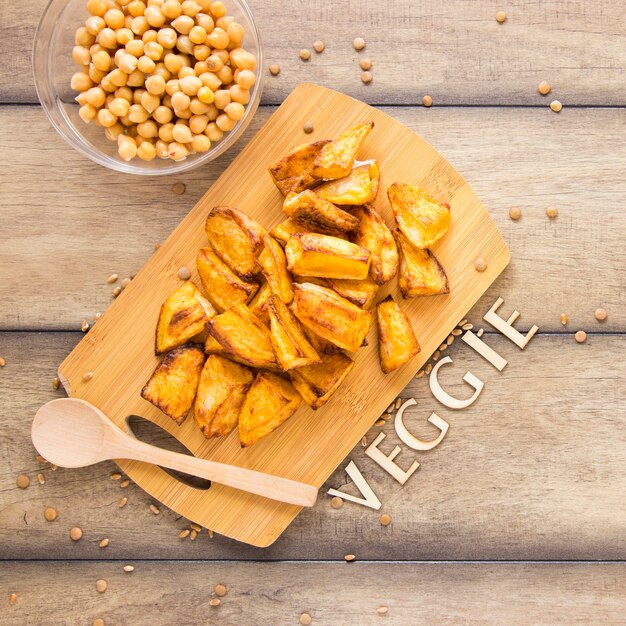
(359, 58, 372, 70)
(299, 49, 311, 61)
(112, 286, 122, 297)
(361, 436, 368, 446)
(550, 100, 562, 112)
(119, 479, 130, 488)
(425, 363, 433, 375)
(344, 553, 356, 562)
(95, 579, 108, 593)
(107, 274, 119, 283)
(462, 323, 474, 331)
(177, 266, 192, 280)
(575, 330, 587, 343)
(83, 371, 94, 382)
(330, 496, 343, 509)
(50, 464, 58, 471)
(215, 584, 227, 597)
(595, 308, 607, 321)
(313, 40, 325, 53)
(269, 64, 281, 76)
(210, 598, 221, 607)
(172, 182, 186, 195)
(208, 529, 214, 538)
(81, 320, 90, 332)
(509, 207, 522, 220)
(560, 313, 568, 325)
(416, 369, 425, 378)
(303, 121, 314, 134)
(93, 620, 105, 626)
(382, 412, 392, 420)
(0, 357, 6, 367)
(395, 399, 402, 410)
(452, 329, 462, 336)
(299, 614, 312, 625)
(16, 475, 30, 489)
(432, 351, 440, 361)
(474, 257, 487, 272)
(37, 473, 46, 485)
(190, 529, 198, 540)
(10, 593, 17, 605)
(546, 206, 559, 218)
(446, 335, 455, 345)
(70, 527, 83, 541)
(111, 472, 122, 480)
(375, 418, 385, 426)
(99, 538, 109, 548)
(495, 10, 506, 23)
(377, 606, 389, 615)
(37, 455, 47, 464)
(191, 522, 202, 532)
(121, 278, 131, 288)
(538, 81, 551, 95)
(44, 507, 58, 521)
(361, 71, 373, 84)
(150, 504, 160, 515)
(352, 37, 365, 51)
(119, 496, 128, 508)
(124, 565, 135, 572)
(52, 377, 60, 390)
(422, 95, 433, 108)
(379, 513, 391, 526)
(439, 343, 447, 351)
(477, 328, 484, 337)
(459, 319, 468, 326)
(179, 529, 191, 538)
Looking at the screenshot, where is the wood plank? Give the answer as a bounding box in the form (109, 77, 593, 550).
(4, 0, 626, 105)
(1, 561, 624, 625)
(1, 105, 624, 332)
(1, 332, 623, 560)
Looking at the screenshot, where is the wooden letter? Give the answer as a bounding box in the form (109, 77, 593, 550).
(462, 331, 508, 371)
(429, 356, 484, 409)
(484, 297, 539, 349)
(394, 398, 449, 451)
(365, 432, 419, 485)
(327, 460, 382, 510)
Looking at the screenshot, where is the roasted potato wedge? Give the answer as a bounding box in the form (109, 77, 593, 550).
(285, 233, 371, 280)
(204, 332, 227, 355)
(155, 281, 216, 354)
(288, 352, 355, 410)
(194, 354, 254, 439)
(141, 344, 205, 424)
(239, 372, 302, 447)
(291, 282, 372, 352)
(377, 295, 421, 373)
(296, 275, 378, 309)
(196, 246, 258, 312)
(207, 303, 278, 370)
(300, 323, 342, 356)
(204, 206, 266, 280)
(351, 204, 398, 285)
(257, 235, 293, 303)
(268, 140, 331, 195)
(393, 230, 449, 297)
(247, 280, 272, 326)
(388, 183, 451, 249)
(269, 218, 312, 247)
(283, 189, 360, 235)
(315, 160, 379, 205)
(268, 295, 320, 370)
(313, 121, 374, 180)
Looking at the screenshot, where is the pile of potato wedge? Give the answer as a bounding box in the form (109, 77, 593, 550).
(141, 121, 452, 447)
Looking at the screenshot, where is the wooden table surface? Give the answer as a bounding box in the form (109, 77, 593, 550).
(1, 1, 624, 624)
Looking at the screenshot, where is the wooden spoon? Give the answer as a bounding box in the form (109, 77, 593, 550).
(31, 398, 318, 508)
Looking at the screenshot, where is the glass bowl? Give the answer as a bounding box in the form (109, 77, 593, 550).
(33, 0, 264, 176)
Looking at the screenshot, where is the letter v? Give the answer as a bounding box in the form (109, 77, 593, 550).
(327, 461, 382, 510)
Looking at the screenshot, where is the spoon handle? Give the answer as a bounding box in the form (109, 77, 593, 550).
(117, 436, 318, 508)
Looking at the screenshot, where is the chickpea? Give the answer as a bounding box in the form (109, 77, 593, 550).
(137, 119, 159, 138)
(118, 135, 138, 161)
(85, 16, 106, 35)
(162, 0, 183, 19)
(116, 27, 134, 45)
(119, 114, 133, 126)
(182, 1, 202, 16)
(153, 63, 172, 80)
(128, 103, 150, 122)
(142, 29, 158, 43)
(127, 0, 147, 17)
(87, 0, 109, 17)
(227, 22, 244, 45)
(124, 14, 134, 29)
(98, 108, 118, 127)
(216, 112, 236, 131)
(127, 124, 139, 137)
(215, 65, 232, 84)
(71, 72, 93, 92)
(125, 39, 145, 57)
(210, 1, 227, 18)
(179, 74, 202, 96)
(137, 55, 156, 73)
(213, 89, 230, 110)
(175, 35, 194, 55)
(159, 122, 175, 141)
(195, 13, 214, 32)
(178, 66, 196, 79)
(145, 5, 166, 27)
(168, 142, 189, 161)
(171, 91, 191, 111)
(166, 78, 181, 95)
(131, 16, 149, 35)
(162, 94, 172, 108)
(205, 121, 222, 141)
(214, 49, 229, 64)
(199, 71, 221, 91)
(76, 26, 96, 46)
(155, 139, 170, 158)
(144, 75, 165, 96)
(144, 41, 164, 60)
(108, 68, 128, 87)
(205, 54, 223, 72)
(189, 98, 210, 114)
(229, 84, 249, 104)
(108, 97, 131, 116)
(224, 101, 244, 121)
(104, 8, 125, 29)
(143, 92, 162, 113)
(157, 27, 178, 49)
(79, 103, 98, 123)
(75, 91, 89, 105)
(89, 43, 105, 56)
(188, 113, 208, 134)
(230, 48, 256, 70)
(236, 69, 255, 89)
(153, 105, 173, 124)
(172, 122, 193, 143)
(97, 27, 117, 48)
(176, 107, 192, 119)
(164, 53, 183, 74)
(72, 46, 91, 66)
(118, 53, 139, 73)
(89, 65, 107, 83)
(137, 141, 157, 160)
(191, 134, 211, 152)
(104, 122, 124, 141)
(194, 61, 209, 75)
(100, 75, 116, 92)
(204, 103, 219, 120)
(115, 86, 133, 101)
(85, 86, 107, 107)
(197, 85, 215, 103)
(215, 15, 234, 30)
(127, 69, 146, 87)
(147, 0, 165, 6)
(207, 27, 228, 49)
(188, 25, 206, 45)
(171, 15, 194, 34)
(105, 93, 115, 107)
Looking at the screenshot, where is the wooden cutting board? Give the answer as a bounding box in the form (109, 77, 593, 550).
(58, 83, 510, 547)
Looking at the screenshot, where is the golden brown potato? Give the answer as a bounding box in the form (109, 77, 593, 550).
(283, 189, 360, 235)
(291, 282, 372, 352)
(207, 303, 278, 370)
(393, 230, 449, 297)
(377, 295, 421, 373)
(285, 233, 371, 280)
(296, 275, 378, 309)
(269, 218, 312, 247)
(315, 160, 379, 205)
(194, 354, 254, 439)
(239, 372, 302, 447)
(247, 280, 272, 326)
(387, 183, 451, 249)
(141, 344, 206, 424)
(204, 206, 266, 280)
(268, 140, 331, 195)
(268, 295, 320, 370)
(155, 281, 216, 354)
(257, 235, 293, 303)
(351, 204, 398, 285)
(313, 121, 374, 180)
(300, 323, 342, 356)
(204, 332, 227, 355)
(288, 352, 355, 410)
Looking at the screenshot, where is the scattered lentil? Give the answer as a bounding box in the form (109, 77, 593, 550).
(432, 351, 440, 361)
(10, 593, 17, 605)
(303, 121, 314, 134)
(269, 64, 281, 76)
(495, 10, 506, 23)
(210, 598, 221, 607)
(361, 71, 373, 84)
(395, 399, 402, 410)
(575, 330, 587, 344)
(344, 553, 356, 562)
(459, 319, 468, 326)
(550, 100, 562, 113)
(121, 278, 131, 288)
(546, 206, 559, 218)
(107, 274, 119, 284)
(37, 473, 46, 485)
(379, 513, 391, 526)
(386, 402, 395, 413)
(0, 357, 6, 367)
(361, 436, 368, 446)
(446, 335, 455, 346)
(172, 182, 186, 195)
(595, 308, 607, 321)
(538, 81, 551, 96)
(416, 370, 425, 378)
(112, 286, 122, 298)
(124, 565, 135, 572)
(81, 320, 90, 333)
(16, 475, 30, 489)
(50, 464, 58, 472)
(330, 496, 343, 509)
(360, 58, 372, 70)
(178, 266, 192, 280)
(208, 529, 214, 538)
(52, 377, 61, 390)
(439, 343, 447, 351)
(300, 613, 312, 626)
(477, 328, 484, 337)
(474, 257, 487, 272)
(190, 529, 198, 540)
(375, 418, 385, 426)
(179, 529, 191, 538)
(150, 504, 160, 515)
(37, 455, 47, 464)
(83, 371, 94, 382)
(95, 579, 108, 593)
(299, 49, 311, 61)
(111, 472, 122, 480)
(560, 313, 569, 325)
(422, 95, 433, 108)
(70, 527, 83, 541)
(509, 207, 522, 220)
(452, 329, 462, 336)
(191, 523, 202, 532)
(382, 412, 392, 420)
(93, 620, 105, 626)
(313, 40, 325, 53)
(44, 507, 58, 522)
(119, 496, 128, 508)
(377, 606, 389, 615)
(99, 538, 109, 548)
(425, 363, 433, 375)
(462, 323, 474, 331)
(119, 479, 130, 488)
(352, 37, 365, 51)
(215, 584, 227, 597)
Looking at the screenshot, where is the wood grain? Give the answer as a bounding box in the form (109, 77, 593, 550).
(1, 105, 624, 332)
(4, 0, 626, 105)
(55, 84, 509, 547)
(1, 561, 624, 625)
(1, 332, 623, 560)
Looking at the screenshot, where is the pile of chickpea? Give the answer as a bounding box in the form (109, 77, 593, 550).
(71, 0, 257, 162)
